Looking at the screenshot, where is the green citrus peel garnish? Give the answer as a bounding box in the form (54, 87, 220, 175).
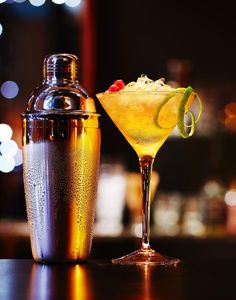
(177, 86, 202, 138)
(154, 86, 202, 138)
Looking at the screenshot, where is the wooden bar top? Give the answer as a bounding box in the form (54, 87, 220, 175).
(0, 258, 235, 299)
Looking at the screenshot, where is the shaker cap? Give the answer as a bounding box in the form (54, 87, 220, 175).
(25, 53, 96, 114)
(43, 53, 79, 83)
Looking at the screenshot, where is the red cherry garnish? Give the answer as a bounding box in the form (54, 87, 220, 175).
(114, 79, 125, 90)
(108, 84, 119, 93)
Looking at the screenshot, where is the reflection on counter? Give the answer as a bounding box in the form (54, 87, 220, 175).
(28, 263, 92, 300)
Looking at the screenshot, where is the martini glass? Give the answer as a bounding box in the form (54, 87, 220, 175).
(96, 86, 199, 266)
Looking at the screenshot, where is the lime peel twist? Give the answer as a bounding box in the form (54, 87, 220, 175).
(177, 86, 202, 138)
(154, 86, 202, 138)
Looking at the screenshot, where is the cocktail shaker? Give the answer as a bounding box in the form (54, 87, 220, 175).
(22, 54, 100, 263)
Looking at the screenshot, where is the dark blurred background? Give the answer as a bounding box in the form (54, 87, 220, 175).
(1, 0, 236, 258)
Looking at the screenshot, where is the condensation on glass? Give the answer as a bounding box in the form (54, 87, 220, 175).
(22, 54, 100, 263)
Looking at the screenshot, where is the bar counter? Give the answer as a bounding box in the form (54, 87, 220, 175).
(0, 257, 236, 299)
(1, 221, 236, 299)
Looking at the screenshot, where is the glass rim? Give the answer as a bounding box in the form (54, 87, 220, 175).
(96, 89, 185, 97)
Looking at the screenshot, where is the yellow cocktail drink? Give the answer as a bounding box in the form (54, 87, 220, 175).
(97, 75, 202, 265)
(97, 91, 184, 158)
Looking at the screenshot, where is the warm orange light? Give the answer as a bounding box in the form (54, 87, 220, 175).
(28, 263, 92, 300)
(70, 265, 91, 300)
(225, 116, 236, 131)
(225, 102, 236, 117)
(229, 180, 236, 190)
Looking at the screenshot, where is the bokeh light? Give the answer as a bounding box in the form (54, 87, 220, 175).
(1, 81, 19, 99)
(0, 124, 13, 142)
(29, 0, 46, 6)
(14, 149, 23, 167)
(51, 0, 65, 4)
(0, 155, 15, 173)
(224, 102, 236, 131)
(225, 117, 236, 131)
(203, 180, 221, 197)
(134, 223, 142, 238)
(225, 190, 236, 206)
(0, 0, 6, 3)
(0, 24, 3, 36)
(0, 123, 22, 172)
(64, 0, 81, 7)
(225, 102, 236, 117)
(0, 140, 18, 157)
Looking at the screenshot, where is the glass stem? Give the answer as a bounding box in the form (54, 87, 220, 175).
(139, 155, 154, 251)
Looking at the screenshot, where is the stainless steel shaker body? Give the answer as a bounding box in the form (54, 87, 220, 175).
(22, 54, 100, 262)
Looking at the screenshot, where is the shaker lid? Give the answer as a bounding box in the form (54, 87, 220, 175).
(25, 53, 96, 114)
(43, 53, 79, 83)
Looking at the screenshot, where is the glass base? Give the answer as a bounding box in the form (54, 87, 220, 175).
(112, 248, 180, 266)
